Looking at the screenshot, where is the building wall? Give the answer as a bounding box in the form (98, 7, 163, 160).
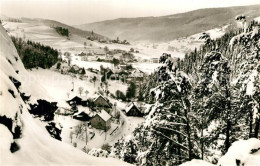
(94, 97, 110, 107)
(126, 106, 143, 117)
(90, 115, 111, 131)
(81, 56, 88, 61)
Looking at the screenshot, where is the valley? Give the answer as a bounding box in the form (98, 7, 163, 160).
(1, 2, 260, 166)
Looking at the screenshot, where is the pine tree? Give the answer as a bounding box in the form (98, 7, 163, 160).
(231, 23, 260, 139)
(128, 54, 197, 165)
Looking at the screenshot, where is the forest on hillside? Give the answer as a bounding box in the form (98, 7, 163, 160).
(54, 26, 69, 37)
(111, 19, 260, 165)
(11, 37, 59, 69)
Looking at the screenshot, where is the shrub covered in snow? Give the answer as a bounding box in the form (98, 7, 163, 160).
(29, 99, 58, 121)
(45, 122, 62, 141)
(88, 148, 109, 158)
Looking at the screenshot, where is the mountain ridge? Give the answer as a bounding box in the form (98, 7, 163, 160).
(76, 4, 260, 41)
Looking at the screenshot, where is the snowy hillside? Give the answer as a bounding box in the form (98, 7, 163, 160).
(76, 5, 260, 41)
(180, 138, 260, 166)
(0, 24, 130, 165)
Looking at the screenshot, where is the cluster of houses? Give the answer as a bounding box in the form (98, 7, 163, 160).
(67, 94, 112, 131)
(107, 67, 145, 83)
(77, 49, 107, 61)
(77, 49, 137, 63)
(66, 94, 143, 131)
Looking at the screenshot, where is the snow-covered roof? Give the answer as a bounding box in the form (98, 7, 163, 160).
(77, 106, 93, 116)
(97, 110, 111, 121)
(125, 102, 139, 113)
(93, 49, 106, 55)
(93, 94, 107, 102)
(129, 69, 144, 78)
(78, 52, 86, 56)
(81, 96, 88, 101)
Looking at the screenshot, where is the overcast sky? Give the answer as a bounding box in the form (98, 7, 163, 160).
(1, 0, 260, 25)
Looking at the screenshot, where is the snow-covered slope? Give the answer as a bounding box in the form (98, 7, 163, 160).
(254, 16, 260, 22)
(180, 138, 260, 166)
(217, 138, 260, 166)
(0, 25, 130, 165)
(180, 159, 214, 166)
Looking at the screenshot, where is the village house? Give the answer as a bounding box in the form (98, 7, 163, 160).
(112, 68, 122, 74)
(80, 96, 88, 106)
(113, 53, 123, 61)
(119, 64, 127, 70)
(151, 58, 159, 63)
(93, 49, 106, 56)
(110, 73, 120, 80)
(73, 105, 93, 121)
(105, 54, 114, 61)
(67, 96, 82, 106)
(124, 102, 143, 117)
(88, 55, 98, 61)
(128, 69, 145, 82)
(90, 110, 111, 131)
(56, 107, 74, 116)
(93, 95, 111, 108)
(64, 52, 71, 57)
(73, 111, 91, 121)
(68, 65, 80, 73)
(67, 96, 88, 106)
(78, 52, 89, 61)
(78, 52, 86, 56)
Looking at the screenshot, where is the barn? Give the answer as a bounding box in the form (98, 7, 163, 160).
(93, 95, 111, 108)
(90, 110, 111, 131)
(73, 111, 91, 121)
(67, 96, 82, 106)
(66, 96, 88, 106)
(78, 52, 86, 56)
(124, 102, 143, 117)
(128, 69, 145, 82)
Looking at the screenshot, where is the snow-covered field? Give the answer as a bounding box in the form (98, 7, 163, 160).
(72, 56, 113, 70)
(3, 20, 231, 77)
(133, 24, 230, 60)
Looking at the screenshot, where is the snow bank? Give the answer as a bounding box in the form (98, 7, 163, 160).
(192, 25, 229, 40)
(254, 16, 260, 22)
(0, 124, 13, 151)
(180, 139, 260, 166)
(180, 159, 214, 166)
(217, 138, 260, 166)
(0, 124, 14, 166)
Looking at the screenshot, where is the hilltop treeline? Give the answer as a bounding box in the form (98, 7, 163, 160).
(112, 20, 260, 165)
(11, 36, 59, 69)
(54, 26, 69, 37)
(177, 20, 259, 74)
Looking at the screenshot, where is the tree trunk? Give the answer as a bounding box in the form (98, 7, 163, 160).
(185, 108, 192, 160)
(201, 129, 204, 160)
(177, 127, 182, 164)
(249, 111, 253, 138)
(225, 119, 231, 152)
(254, 117, 260, 138)
(225, 84, 232, 152)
